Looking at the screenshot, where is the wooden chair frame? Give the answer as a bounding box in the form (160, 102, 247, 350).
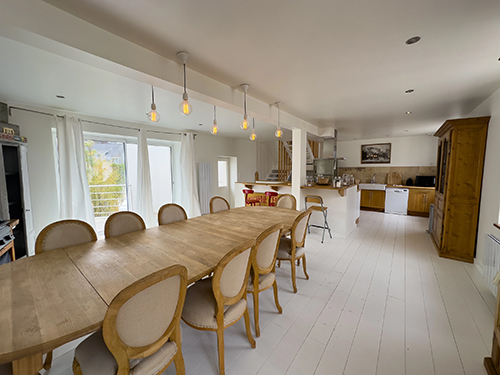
(182, 239, 256, 375)
(247, 223, 284, 337)
(73, 265, 188, 375)
(158, 203, 187, 225)
(35, 219, 97, 255)
(305, 195, 332, 243)
(276, 209, 312, 293)
(275, 194, 297, 210)
(104, 211, 146, 239)
(209, 196, 230, 214)
(35, 219, 97, 370)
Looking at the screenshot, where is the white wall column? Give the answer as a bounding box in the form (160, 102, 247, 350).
(291, 128, 307, 210)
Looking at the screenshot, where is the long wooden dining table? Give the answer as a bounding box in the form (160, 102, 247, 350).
(0, 206, 301, 375)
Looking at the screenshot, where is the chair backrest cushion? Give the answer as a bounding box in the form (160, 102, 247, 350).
(294, 212, 311, 246)
(39, 221, 96, 252)
(256, 230, 280, 270)
(276, 195, 296, 210)
(115, 275, 181, 347)
(211, 197, 229, 213)
(106, 212, 145, 238)
(158, 204, 187, 225)
(219, 247, 251, 298)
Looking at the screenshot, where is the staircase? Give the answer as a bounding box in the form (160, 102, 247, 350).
(265, 140, 318, 182)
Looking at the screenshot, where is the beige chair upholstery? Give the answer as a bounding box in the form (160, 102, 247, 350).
(209, 196, 230, 214)
(73, 265, 188, 375)
(105, 211, 146, 238)
(158, 203, 187, 225)
(34, 219, 97, 371)
(276, 209, 312, 293)
(35, 219, 97, 254)
(182, 240, 256, 375)
(247, 224, 283, 337)
(275, 194, 297, 210)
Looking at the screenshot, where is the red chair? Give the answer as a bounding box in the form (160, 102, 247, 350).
(265, 191, 279, 206)
(243, 189, 260, 206)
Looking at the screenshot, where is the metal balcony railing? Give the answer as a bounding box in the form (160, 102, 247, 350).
(89, 184, 127, 217)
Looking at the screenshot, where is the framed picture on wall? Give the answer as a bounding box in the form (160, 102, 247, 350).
(361, 143, 391, 164)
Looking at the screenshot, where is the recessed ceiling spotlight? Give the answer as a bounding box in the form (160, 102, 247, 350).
(405, 89, 414, 94)
(56, 95, 65, 99)
(198, 123, 203, 126)
(364, 133, 369, 136)
(405, 36, 421, 45)
(404, 130, 409, 132)
(406, 111, 412, 115)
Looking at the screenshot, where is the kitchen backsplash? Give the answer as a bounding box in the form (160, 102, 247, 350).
(339, 166, 437, 184)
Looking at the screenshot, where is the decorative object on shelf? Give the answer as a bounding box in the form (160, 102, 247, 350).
(361, 143, 391, 164)
(146, 86, 160, 123)
(241, 84, 250, 130)
(274, 102, 282, 138)
(250, 118, 257, 141)
(210, 106, 218, 135)
(0, 133, 27, 143)
(0, 102, 8, 123)
(177, 51, 192, 116)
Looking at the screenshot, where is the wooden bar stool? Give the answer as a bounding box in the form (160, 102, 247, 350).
(304, 195, 332, 243)
(265, 191, 278, 206)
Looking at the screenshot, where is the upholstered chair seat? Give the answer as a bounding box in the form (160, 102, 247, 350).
(74, 330, 177, 375)
(246, 273, 275, 293)
(277, 238, 306, 260)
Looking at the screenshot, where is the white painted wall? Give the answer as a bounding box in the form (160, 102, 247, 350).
(336, 135, 438, 167)
(467, 87, 500, 272)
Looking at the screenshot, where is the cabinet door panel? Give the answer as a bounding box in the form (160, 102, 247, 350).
(360, 190, 371, 207)
(371, 191, 386, 209)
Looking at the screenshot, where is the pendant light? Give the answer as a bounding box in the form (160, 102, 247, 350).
(147, 86, 160, 122)
(275, 102, 282, 138)
(211, 106, 218, 135)
(240, 84, 250, 130)
(250, 118, 257, 141)
(177, 51, 192, 116)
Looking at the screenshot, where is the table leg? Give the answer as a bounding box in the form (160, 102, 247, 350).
(12, 353, 43, 375)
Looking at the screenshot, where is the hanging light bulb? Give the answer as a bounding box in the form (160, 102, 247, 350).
(250, 118, 257, 141)
(275, 102, 282, 138)
(240, 84, 250, 130)
(211, 106, 218, 135)
(146, 86, 160, 122)
(177, 51, 192, 116)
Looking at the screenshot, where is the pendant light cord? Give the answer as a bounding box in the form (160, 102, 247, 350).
(244, 92, 247, 116)
(183, 64, 187, 94)
(151, 86, 155, 104)
(214, 106, 216, 121)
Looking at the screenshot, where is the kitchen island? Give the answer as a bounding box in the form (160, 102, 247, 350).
(301, 184, 360, 238)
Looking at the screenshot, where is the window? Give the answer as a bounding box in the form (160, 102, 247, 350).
(218, 160, 228, 187)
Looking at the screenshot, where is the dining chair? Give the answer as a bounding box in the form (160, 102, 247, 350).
(181, 240, 256, 375)
(242, 189, 259, 206)
(73, 265, 188, 375)
(247, 223, 284, 337)
(34, 219, 97, 369)
(275, 194, 297, 210)
(209, 196, 230, 213)
(105, 211, 146, 238)
(265, 191, 278, 206)
(158, 203, 187, 225)
(276, 209, 312, 293)
(304, 195, 332, 243)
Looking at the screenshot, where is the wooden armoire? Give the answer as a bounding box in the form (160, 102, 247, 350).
(432, 116, 489, 263)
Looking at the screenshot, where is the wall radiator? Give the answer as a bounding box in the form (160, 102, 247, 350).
(483, 233, 500, 297)
(198, 162, 212, 215)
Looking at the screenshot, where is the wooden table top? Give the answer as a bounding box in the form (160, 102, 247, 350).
(0, 206, 300, 364)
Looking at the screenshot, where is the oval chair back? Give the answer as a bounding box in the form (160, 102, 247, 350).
(275, 194, 297, 210)
(105, 211, 146, 238)
(158, 203, 187, 225)
(35, 219, 97, 254)
(210, 196, 230, 213)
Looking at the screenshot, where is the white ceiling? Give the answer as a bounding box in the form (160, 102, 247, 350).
(2, 0, 500, 140)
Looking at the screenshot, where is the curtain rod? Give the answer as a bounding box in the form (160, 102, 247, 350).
(8, 106, 196, 138)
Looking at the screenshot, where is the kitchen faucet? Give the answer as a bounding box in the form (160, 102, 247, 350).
(371, 174, 376, 183)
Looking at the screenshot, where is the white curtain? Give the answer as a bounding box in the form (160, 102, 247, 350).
(136, 129, 155, 227)
(180, 133, 201, 218)
(56, 116, 95, 226)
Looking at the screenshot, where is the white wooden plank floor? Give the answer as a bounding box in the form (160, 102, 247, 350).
(35, 211, 495, 375)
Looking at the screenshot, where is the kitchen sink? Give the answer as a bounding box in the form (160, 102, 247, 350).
(358, 183, 386, 191)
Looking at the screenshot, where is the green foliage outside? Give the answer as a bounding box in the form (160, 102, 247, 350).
(84, 140, 126, 217)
